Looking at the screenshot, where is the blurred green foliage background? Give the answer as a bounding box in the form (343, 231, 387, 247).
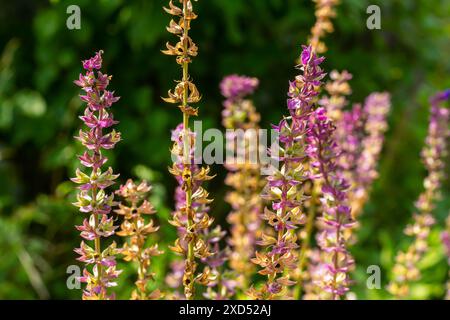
(0, 0, 449, 299)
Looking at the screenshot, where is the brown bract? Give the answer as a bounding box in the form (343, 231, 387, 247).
(115, 179, 163, 300)
(162, 0, 201, 115)
(222, 92, 264, 291)
(163, 0, 217, 300)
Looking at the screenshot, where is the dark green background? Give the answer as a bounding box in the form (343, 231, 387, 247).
(0, 0, 448, 299)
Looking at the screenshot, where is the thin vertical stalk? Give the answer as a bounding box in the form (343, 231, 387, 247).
(163, 0, 214, 300)
(181, 0, 194, 300)
(73, 50, 121, 300)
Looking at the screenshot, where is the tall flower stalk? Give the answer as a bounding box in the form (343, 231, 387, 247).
(323, 89, 391, 228)
(220, 75, 263, 291)
(169, 124, 218, 299)
(319, 76, 391, 222)
(170, 125, 234, 300)
(309, 0, 340, 54)
(319, 70, 352, 122)
(388, 90, 449, 298)
(72, 51, 121, 300)
(295, 0, 344, 295)
(305, 64, 357, 299)
(306, 105, 355, 299)
(334, 104, 364, 195)
(162, 0, 215, 299)
(350, 93, 391, 218)
(296, 69, 353, 299)
(115, 179, 163, 300)
(248, 45, 325, 300)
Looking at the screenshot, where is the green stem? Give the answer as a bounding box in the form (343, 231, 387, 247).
(92, 186, 102, 299)
(181, 0, 195, 300)
(131, 201, 147, 300)
(185, 184, 195, 300)
(92, 108, 104, 299)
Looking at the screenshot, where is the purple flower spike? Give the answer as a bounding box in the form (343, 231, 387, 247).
(389, 90, 449, 298)
(300, 46, 312, 65)
(249, 45, 325, 300)
(306, 104, 355, 299)
(82, 51, 103, 70)
(221, 74, 263, 293)
(220, 75, 259, 101)
(72, 50, 121, 300)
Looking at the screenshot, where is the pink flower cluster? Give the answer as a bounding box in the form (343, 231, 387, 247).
(249, 45, 325, 299)
(72, 51, 121, 300)
(306, 105, 355, 299)
(220, 74, 259, 101)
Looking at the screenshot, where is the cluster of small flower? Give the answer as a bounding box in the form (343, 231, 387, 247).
(68, 0, 449, 301)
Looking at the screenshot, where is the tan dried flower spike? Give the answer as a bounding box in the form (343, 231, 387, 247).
(163, 0, 216, 300)
(115, 179, 163, 300)
(309, 0, 340, 54)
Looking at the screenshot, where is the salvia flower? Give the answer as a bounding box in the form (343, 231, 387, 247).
(72, 50, 121, 300)
(115, 179, 163, 300)
(334, 104, 365, 190)
(170, 124, 231, 300)
(351, 93, 391, 217)
(221, 75, 264, 291)
(388, 89, 449, 298)
(248, 45, 325, 300)
(201, 227, 237, 300)
(319, 71, 360, 190)
(221, 75, 261, 130)
(163, 0, 218, 300)
(306, 104, 355, 299)
(319, 70, 353, 121)
(293, 69, 353, 300)
(170, 125, 233, 300)
(302, 248, 328, 300)
(318, 92, 390, 264)
(309, 0, 340, 54)
(166, 260, 185, 289)
(323, 92, 390, 255)
(162, 0, 201, 116)
(221, 75, 259, 105)
(168, 124, 215, 299)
